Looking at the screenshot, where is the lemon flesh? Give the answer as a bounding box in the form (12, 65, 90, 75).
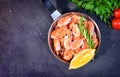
(69, 49, 96, 70)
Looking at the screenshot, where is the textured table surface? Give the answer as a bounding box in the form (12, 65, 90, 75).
(0, 0, 120, 77)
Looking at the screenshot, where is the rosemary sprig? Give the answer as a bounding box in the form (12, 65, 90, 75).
(79, 16, 94, 48)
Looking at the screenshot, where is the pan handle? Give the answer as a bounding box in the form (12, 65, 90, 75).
(41, 0, 61, 20)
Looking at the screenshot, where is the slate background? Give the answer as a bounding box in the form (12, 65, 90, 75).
(0, 0, 120, 77)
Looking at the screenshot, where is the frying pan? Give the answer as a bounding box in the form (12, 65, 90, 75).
(41, 0, 101, 64)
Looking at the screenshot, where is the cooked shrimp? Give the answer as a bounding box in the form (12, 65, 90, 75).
(69, 14, 79, 30)
(63, 33, 71, 50)
(92, 31, 97, 38)
(51, 28, 61, 39)
(63, 49, 74, 61)
(71, 39, 84, 50)
(72, 22, 80, 37)
(92, 32, 98, 48)
(71, 13, 80, 23)
(51, 26, 68, 39)
(83, 20, 88, 28)
(53, 38, 61, 55)
(73, 35, 80, 41)
(81, 41, 89, 49)
(60, 37, 64, 47)
(87, 21, 95, 36)
(74, 48, 82, 55)
(92, 37, 98, 48)
(57, 15, 72, 27)
(59, 26, 69, 38)
(83, 20, 95, 36)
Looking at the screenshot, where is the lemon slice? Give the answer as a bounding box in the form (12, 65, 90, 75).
(69, 49, 96, 70)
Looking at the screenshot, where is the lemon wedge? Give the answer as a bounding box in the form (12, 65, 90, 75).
(69, 49, 96, 70)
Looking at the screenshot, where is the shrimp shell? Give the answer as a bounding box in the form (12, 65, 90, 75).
(71, 39, 84, 50)
(53, 38, 61, 55)
(57, 15, 72, 27)
(72, 22, 80, 37)
(83, 20, 95, 36)
(63, 33, 71, 50)
(51, 26, 68, 39)
(74, 48, 82, 55)
(81, 41, 89, 50)
(63, 49, 74, 61)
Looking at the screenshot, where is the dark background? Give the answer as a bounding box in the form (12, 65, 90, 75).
(0, 0, 120, 77)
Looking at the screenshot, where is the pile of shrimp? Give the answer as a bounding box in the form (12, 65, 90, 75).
(51, 12, 98, 61)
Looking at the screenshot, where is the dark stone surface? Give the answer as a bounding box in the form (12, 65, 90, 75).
(0, 0, 120, 77)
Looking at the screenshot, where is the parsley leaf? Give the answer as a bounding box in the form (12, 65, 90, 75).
(69, 0, 120, 27)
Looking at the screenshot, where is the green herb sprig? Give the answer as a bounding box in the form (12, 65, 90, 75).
(79, 16, 94, 48)
(69, 0, 120, 27)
